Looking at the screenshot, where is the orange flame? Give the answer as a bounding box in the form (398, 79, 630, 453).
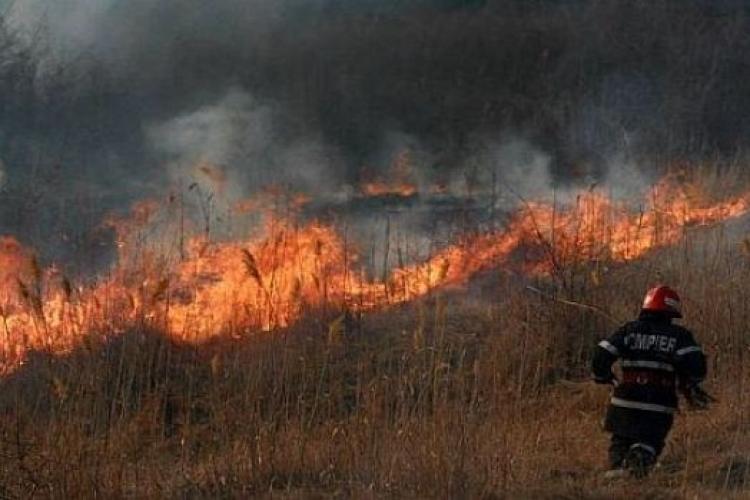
(359, 151, 418, 198)
(360, 182, 418, 197)
(1, 175, 749, 373)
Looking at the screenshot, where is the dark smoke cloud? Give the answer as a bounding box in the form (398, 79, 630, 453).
(1, 0, 750, 269)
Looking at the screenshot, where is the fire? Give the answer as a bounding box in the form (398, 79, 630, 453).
(166, 220, 353, 335)
(1, 175, 749, 373)
(358, 151, 418, 198)
(360, 181, 418, 198)
(0, 237, 33, 295)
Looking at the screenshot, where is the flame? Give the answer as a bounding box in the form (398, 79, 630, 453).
(359, 151, 418, 198)
(360, 181, 418, 198)
(233, 187, 311, 215)
(1, 175, 749, 373)
(0, 237, 33, 294)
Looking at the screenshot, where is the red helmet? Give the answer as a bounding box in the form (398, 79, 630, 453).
(642, 285, 682, 318)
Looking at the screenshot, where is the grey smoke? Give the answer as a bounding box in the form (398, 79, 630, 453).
(146, 89, 275, 196)
(147, 88, 343, 199)
(1, 0, 749, 270)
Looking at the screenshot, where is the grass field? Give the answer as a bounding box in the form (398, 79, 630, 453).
(2, 215, 750, 498)
(2, 169, 750, 498)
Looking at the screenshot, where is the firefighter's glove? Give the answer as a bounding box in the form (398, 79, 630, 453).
(683, 384, 714, 411)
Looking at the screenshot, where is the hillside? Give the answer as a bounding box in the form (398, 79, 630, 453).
(1, 184, 749, 498)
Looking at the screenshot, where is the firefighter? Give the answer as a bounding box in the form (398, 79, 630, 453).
(592, 285, 710, 478)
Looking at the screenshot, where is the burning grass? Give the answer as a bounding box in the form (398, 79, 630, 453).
(1, 171, 750, 497)
(3, 172, 750, 373)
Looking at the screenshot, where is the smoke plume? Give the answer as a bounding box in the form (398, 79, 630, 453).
(1, 0, 749, 267)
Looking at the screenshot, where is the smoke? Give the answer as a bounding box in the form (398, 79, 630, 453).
(466, 136, 555, 202)
(5, 0, 748, 179)
(6, 0, 284, 65)
(147, 88, 343, 201)
(146, 89, 275, 197)
(6, 0, 115, 54)
(1, 0, 749, 267)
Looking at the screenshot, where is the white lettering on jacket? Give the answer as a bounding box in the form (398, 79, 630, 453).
(623, 333, 677, 353)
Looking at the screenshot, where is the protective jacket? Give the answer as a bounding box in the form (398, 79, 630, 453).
(592, 311, 706, 440)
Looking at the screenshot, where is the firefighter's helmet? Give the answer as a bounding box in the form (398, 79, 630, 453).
(642, 285, 682, 318)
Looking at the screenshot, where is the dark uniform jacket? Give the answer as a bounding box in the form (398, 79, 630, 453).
(592, 311, 707, 441)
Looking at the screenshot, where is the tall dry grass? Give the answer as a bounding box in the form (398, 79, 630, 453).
(2, 181, 750, 498)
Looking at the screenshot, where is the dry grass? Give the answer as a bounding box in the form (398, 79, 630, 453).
(2, 188, 750, 498)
